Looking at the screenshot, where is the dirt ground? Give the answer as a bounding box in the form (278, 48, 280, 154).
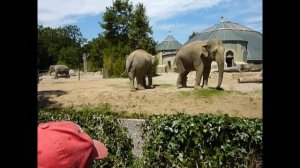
(38, 71, 262, 118)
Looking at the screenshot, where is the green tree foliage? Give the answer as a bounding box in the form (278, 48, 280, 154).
(38, 25, 86, 70)
(128, 3, 157, 54)
(151, 56, 159, 76)
(57, 25, 86, 47)
(82, 35, 109, 71)
(103, 44, 131, 77)
(101, 0, 133, 44)
(189, 31, 198, 40)
(38, 25, 61, 69)
(58, 46, 81, 69)
(100, 0, 157, 77)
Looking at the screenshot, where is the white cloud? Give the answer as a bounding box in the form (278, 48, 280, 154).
(38, 0, 262, 40)
(38, 0, 112, 27)
(155, 23, 209, 33)
(38, 0, 222, 27)
(244, 16, 262, 24)
(131, 0, 222, 22)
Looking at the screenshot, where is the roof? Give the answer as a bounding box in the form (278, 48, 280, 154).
(156, 35, 182, 51)
(186, 21, 262, 60)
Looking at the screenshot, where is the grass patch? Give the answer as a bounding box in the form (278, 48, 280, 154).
(236, 91, 248, 95)
(179, 89, 234, 99)
(39, 103, 149, 119)
(157, 84, 173, 88)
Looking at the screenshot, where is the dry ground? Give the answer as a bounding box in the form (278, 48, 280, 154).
(38, 71, 262, 118)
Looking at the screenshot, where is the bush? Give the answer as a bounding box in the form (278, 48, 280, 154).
(151, 55, 159, 76)
(141, 113, 262, 168)
(38, 106, 262, 167)
(103, 44, 131, 78)
(38, 107, 135, 167)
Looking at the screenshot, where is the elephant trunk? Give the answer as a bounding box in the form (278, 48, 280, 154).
(216, 61, 224, 89)
(215, 48, 225, 89)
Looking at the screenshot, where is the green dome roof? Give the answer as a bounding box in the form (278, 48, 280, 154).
(156, 35, 182, 51)
(185, 21, 262, 61)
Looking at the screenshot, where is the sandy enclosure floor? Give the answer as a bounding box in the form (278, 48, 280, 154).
(38, 71, 262, 118)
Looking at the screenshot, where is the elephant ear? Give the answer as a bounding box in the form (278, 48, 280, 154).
(201, 45, 209, 57)
(208, 40, 219, 54)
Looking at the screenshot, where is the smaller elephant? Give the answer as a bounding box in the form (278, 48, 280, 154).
(175, 39, 225, 89)
(49, 65, 70, 79)
(126, 49, 153, 91)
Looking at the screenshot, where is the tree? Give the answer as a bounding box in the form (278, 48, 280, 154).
(37, 25, 86, 70)
(38, 25, 61, 70)
(82, 34, 109, 71)
(58, 46, 81, 69)
(100, 0, 134, 77)
(188, 31, 197, 40)
(128, 3, 156, 54)
(102, 43, 131, 77)
(100, 0, 157, 77)
(57, 25, 86, 69)
(57, 25, 87, 47)
(101, 0, 133, 45)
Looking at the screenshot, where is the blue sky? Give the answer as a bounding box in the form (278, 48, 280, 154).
(38, 0, 262, 45)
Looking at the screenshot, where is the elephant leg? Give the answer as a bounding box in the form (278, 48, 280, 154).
(182, 71, 189, 87)
(137, 81, 145, 90)
(142, 75, 147, 88)
(128, 71, 136, 91)
(176, 73, 183, 88)
(202, 62, 211, 89)
(137, 76, 145, 90)
(148, 76, 152, 88)
(175, 56, 187, 88)
(54, 72, 58, 79)
(146, 68, 152, 88)
(176, 71, 188, 88)
(195, 64, 204, 89)
(65, 71, 68, 78)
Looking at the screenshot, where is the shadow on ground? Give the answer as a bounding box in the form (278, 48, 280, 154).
(38, 90, 67, 108)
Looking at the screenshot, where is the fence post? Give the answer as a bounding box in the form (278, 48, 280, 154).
(78, 68, 80, 81)
(103, 68, 108, 79)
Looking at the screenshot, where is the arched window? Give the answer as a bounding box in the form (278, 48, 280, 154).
(226, 50, 234, 67)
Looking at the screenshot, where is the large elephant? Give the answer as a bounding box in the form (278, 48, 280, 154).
(48, 65, 70, 79)
(126, 49, 153, 91)
(175, 39, 225, 89)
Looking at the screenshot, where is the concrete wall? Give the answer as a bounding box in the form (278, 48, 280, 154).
(156, 52, 163, 65)
(223, 41, 248, 66)
(162, 54, 176, 72)
(156, 51, 177, 73)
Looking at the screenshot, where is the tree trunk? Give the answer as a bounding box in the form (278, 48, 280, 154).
(223, 66, 241, 72)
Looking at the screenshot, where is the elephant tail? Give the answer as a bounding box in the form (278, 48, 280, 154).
(126, 55, 135, 73)
(119, 70, 127, 78)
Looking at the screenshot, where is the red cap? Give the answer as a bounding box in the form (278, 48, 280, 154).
(38, 121, 108, 168)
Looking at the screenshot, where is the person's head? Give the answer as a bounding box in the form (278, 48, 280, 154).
(38, 121, 108, 168)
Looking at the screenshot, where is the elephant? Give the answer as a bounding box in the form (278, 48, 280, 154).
(175, 39, 225, 89)
(126, 49, 153, 91)
(48, 65, 70, 79)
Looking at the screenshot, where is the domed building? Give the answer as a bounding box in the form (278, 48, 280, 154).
(155, 32, 182, 72)
(186, 18, 262, 67)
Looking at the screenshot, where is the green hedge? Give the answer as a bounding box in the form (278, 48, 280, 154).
(38, 107, 135, 168)
(141, 113, 262, 168)
(38, 106, 262, 167)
